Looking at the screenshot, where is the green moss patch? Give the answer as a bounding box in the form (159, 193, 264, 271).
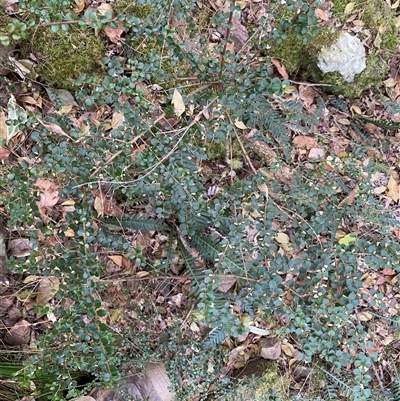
(264, 0, 397, 97)
(30, 28, 106, 90)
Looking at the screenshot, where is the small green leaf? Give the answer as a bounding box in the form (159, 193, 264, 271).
(0, 36, 9, 46)
(338, 233, 357, 246)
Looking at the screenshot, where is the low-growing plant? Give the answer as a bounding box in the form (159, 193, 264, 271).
(1, 0, 400, 400)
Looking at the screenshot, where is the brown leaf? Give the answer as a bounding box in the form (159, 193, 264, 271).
(0, 296, 15, 313)
(35, 178, 59, 218)
(339, 185, 359, 207)
(217, 275, 236, 292)
(271, 58, 289, 80)
(36, 276, 60, 306)
(94, 196, 103, 217)
(299, 85, 317, 109)
(381, 268, 397, 276)
(231, 18, 249, 53)
(92, 189, 123, 217)
(293, 135, 318, 149)
(308, 147, 325, 159)
(387, 176, 400, 202)
(111, 111, 125, 129)
(132, 143, 146, 160)
(36, 118, 74, 141)
(73, 0, 85, 13)
(108, 255, 131, 269)
(260, 341, 281, 360)
(0, 147, 10, 161)
(5, 319, 31, 345)
(281, 341, 295, 357)
(9, 238, 32, 257)
(104, 22, 125, 44)
(315, 8, 329, 21)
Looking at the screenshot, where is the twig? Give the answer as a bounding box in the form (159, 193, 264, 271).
(74, 97, 218, 188)
(218, 1, 235, 81)
(288, 79, 333, 87)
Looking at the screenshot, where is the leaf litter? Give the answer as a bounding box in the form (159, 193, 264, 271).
(1, 0, 400, 399)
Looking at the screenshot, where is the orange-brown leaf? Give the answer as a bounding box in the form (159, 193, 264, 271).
(293, 136, 318, 149)
(387, 176, 400, 202)
(35, 178, 59, 217)
(315, 8, 329, 21)
(104, 22, 125, 44)
(271, 58, 289, 80)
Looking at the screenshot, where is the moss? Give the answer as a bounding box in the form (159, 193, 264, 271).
(233, 360, 291, 401)
(264, 0, 397, 97)
(206, 138, 242, 166)
(308, 53, 387, 98)
(331, 0, 397, 53)
(114, 0, 153, 19)
(195, 7, 212, 29)
(254, 361, 291, 400)
(267, 30, 308, 75)
(28, 28, 105, 90)
(267, 27, 340, 76)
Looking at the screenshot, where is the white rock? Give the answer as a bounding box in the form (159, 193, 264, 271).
(317, 32, 366, 82)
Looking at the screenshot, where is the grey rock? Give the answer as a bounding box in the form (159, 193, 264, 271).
(317, 32, 366, 82)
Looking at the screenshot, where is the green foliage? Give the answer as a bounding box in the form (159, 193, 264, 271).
(2, 0, 400, 400)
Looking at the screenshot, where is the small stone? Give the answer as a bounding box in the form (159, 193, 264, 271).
(317, 32, 366, 82)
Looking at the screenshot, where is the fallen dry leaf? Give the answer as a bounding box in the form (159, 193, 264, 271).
(132, 143, 146, 160)
(308, 147, 325, 159)
(271, 58, 289, 80)
(217, 274, 236, 292)
(36, 276, 60, 306)
(0, 147, 10, 161)
(231, 18, 249, 53)
(108, 255, 131, 269)
(9, 238, 32, 257)
(35, 178, 60, 218)
(172, 88, 185, 117)
(387, 176, 400, 202)
(5, 319, 31, 345)
(344, 2, 355, 15)
(234, 120, 247, 129)
(92, 189, 122, 217)
(381, 268, 396, 276)
(299, 85, 317, 109)
(96, 2, 113, 15)
(36, 118, 74, 141)
(73, 0, 85, 13)
(94, 196, 103, 217)
(111, 111, 125, 129)
(281, 341, 295, 357)
(358, 311, 373, 322)
(315, 8, 329, 21)
(104, 22, 125, 44)
(293, 136, 318, 149)
(259, 339, 281, 360)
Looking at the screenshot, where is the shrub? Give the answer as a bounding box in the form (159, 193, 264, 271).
(1, 0, 399, 400)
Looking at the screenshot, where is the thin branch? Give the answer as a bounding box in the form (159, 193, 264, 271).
(218, 1, 235, 81)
